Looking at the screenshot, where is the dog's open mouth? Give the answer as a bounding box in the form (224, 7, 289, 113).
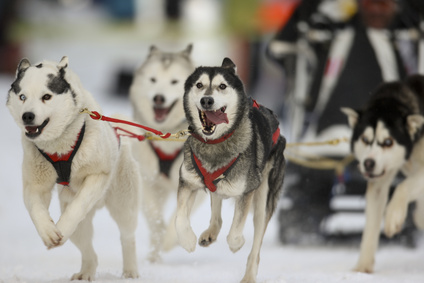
(25, 119, 49, 139)
(198, 107, 228, 135)
(154, 101, 177, 122)
(364, 170, 385, 179)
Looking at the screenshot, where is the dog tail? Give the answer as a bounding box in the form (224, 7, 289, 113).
(265, 136, 286, 223)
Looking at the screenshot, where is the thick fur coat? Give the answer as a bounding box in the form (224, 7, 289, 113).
(7, 57, 140, 280)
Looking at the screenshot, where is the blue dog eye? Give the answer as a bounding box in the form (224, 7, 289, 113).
(19, 94, 26, 101)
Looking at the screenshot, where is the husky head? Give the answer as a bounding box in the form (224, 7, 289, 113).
(130, 44, 195, 129)
(342, 78, 424, 180)
(183, 57, 248, 140)
(6, 56, 83, 142)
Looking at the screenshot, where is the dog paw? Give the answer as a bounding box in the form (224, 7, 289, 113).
(353, 264, 373, 274)
(71, 271, 95, 281)
(198, 229, 219, 247)
(384, 203, 407, 238)
(122, 269, 139, 279)
(147, 251, 162, 264)
(177, 229, 197, 253)
(38, 220, 63, 249)
(227, 234, 245, 253)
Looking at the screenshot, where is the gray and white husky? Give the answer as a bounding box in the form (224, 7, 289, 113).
(342, 74, 424, 273)
(175, 58, 286, 283)
(6, 57, 140, 280)
(129, 44, 196, 262)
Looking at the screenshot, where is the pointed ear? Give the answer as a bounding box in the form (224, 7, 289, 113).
(181, 43, 193, 57)
(407, 114, 424, 139)
(222, 57, 236, 73)
(341, 107, 359, 128)
(58, 56, 69, 69)
(148, 45, 160, 57)
(17, 58, 31, 72)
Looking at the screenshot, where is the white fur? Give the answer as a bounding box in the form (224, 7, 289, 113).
(129, 45, 203, 262)
(7, 57, 140, 280)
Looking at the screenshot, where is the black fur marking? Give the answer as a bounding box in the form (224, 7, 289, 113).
(36, 63, 43, 68)
(47, 69, 71, 95)
(10, 68, 27, 95)
(351, 81, 422, 159)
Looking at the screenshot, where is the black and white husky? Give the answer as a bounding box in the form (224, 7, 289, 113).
(342, 74, 424, 273)
(175, 58, 286, 283)
(6, 57, 140, 280)
(129, 45, 197, 262)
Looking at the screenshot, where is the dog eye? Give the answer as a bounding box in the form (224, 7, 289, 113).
(382, 138, 393, 147)
(219, 84, 227, 90)
(171, 79, 178, 85)
(19, 94, 26, 101)
(196, 82, 203, 89)
(150, 77, 156, 83)
(361, 136, 371, 145)
(42, 94, 52, 102)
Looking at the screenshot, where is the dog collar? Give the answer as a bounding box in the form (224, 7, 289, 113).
(37, 123, 85, 186)
(190, 130, 235, 144)
(149, 141, 183, 177)
(191, 152, 239, 192)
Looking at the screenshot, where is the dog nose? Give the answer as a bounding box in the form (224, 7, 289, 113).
(153, 95, 165, 105)
(364, 158, 375, 172)
(22, 112, 35, 124)
(200, 97, 214, 109)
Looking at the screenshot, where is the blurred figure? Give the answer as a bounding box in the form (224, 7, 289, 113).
(268, 0, 424, 244)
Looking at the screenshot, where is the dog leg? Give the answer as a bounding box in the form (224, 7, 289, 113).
(165, 190, 206, 251)
(354, 176, 393, 273)
(413, 195, 424, 229)
(105, 147, 139, 277)
(385, 172, 424, 237)
(227, 191, 254, 253)
(241, 182, 269, 283)
(23, 184, 63, 249)
(106, 194, 139, 278)
(199, 193, 222, 247)
(67, 207, 98, 281)
(175, 184, 198, 253)
(141, 181, 167, 262)
(55, 173, 110, 247)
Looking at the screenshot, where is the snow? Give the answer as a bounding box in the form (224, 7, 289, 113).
(1, 2, 424, 282)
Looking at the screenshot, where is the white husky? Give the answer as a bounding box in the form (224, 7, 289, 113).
(129, 45, 197, 262)
(7, 57, 140, 280)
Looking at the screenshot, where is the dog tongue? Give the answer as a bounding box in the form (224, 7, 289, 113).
(204, 110, 228, 124)
(154, 108, 168, 121)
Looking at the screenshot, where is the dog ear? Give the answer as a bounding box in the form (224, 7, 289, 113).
(222, 57, 237, 73)
(341, 107, 359, 128)
(148, 45, 160, 57)
(17, 58, 31, 72)
(58, 56, 69, 69)
(407, 114, 424, 139)
(182, 43, 193, 56)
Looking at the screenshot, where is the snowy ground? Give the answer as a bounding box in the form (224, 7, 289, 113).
(1, 2, 424, 282)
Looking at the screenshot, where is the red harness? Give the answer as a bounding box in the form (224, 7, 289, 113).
(149, 141, 183, 177)
(38, 123, 85, 186)
(191, 99, 280, 193)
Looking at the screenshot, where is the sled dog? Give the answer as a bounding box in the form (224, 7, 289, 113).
(129, 44, 196, 262)
(342, 74, 424, 273)
(175, 58, 286, 283)
(6, 57, 140, 280)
